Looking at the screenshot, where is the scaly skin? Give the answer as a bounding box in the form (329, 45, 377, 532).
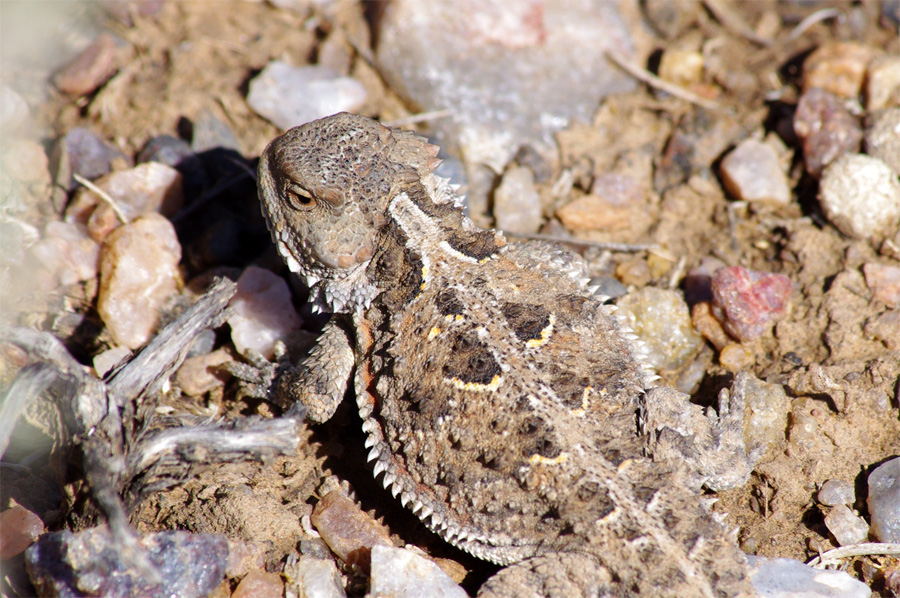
(256, 112, 754, 597)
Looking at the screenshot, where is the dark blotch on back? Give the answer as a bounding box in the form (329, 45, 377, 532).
(435, 289, 465, 317)
(442, 331, 502, 385)
(372, 222, 423, 311)
(446, 230, 499, 261)
(501, 302, 551, 343)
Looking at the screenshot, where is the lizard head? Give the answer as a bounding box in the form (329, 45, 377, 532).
(257, 112, 441, 287)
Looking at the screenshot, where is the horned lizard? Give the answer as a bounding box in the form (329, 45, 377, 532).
(254, 112, 755, 597)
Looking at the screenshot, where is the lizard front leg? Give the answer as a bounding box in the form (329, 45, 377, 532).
(275, 317, 355, 423)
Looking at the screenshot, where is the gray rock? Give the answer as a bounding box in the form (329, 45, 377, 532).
(794, 88, 862, 178)
(749, 556, 871, 598)
(868, 457, 900, 543)
(614, 287, 704, 374)
(55, 127, 132, 191)
(494, 165, 542, 234)
(376, 0, 635, 174)
(865, 107, 900, 176)
(720, 139, 791, 206)
(817, 479, 856, 507)
(26, 527, 228, 598)
(191, 110, 242, 154)
(732, 373, 790, 457)
(283, 553, 346, 598)
(819, 153, 900, 242)
(369, 545, 467, 598)
(247, 62, 366, 131)
(824, 504, 870, 546)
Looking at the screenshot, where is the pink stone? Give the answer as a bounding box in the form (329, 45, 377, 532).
(228, 266, 302, 360)
(0, 506, 44, 559)
(310, 490, 393, 572)
(232, 570, 283, 598)
(863, 263, 900, 308)
(30, 221, 100, 288)
(793, 88, 862, 178)
(98, 214, 182, 349)
(52, 33, 119, 97)
(711, 266, 793, 342)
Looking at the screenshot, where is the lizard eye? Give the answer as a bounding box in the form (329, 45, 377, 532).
(285, 185, 316, 211)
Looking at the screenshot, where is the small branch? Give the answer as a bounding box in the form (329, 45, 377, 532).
(509, 231, 658, 253)
(124, 414, 304, 502)
(73, 173, 129, 225)
(703, 0, 773, 46)
(605, 50, 725, 113)
(108, 277, 236, 407)
(807, 543, 900, 567)
(785, 8, 842, 42)
(0, 363, 57, 458)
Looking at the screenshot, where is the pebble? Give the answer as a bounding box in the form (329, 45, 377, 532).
(283, 554, 347, 598)
(748, 555, 871, 598)
(0, 506, 44, 559)
(4, 139, 50, 184)
(864, 107, 900, 176)
(369, 546, 468, 598)
(719, 139, 791, 206)
(232, 570, 283, 598)
(228, 266, 302, 361)
(868, 457, 900, 543)
(493, 165, 542, 234)
(247, 62, 366, 130)
(658, 49, 704, 86)
(732, 373, 789, 454)
(865, 55, 900, 111)
(224, 539, 267, 579)
(137, 134, 194, 168)
(862, 263, 900, 307)
(191, 110, 243, 154)
(864, 309, 899, 350)
(711, 266, 793, 342)
(86, 163, 185, 241)
(176, 348, 232, 396)
(793, 88, 862, 178)
(310, 490, 393, 572)
(642, 0, 700, 39)
(557, 193, 634, 232)
(25, 527, 228, 598)
(0, 86, 31, 136)
(98, 214, 182, 350)
(590, 276, 628, 301)
(819, 153, 900, 242)
(137, 135, 207, 200)
(824, 504, 870, 546)
(187, 328, 218, 358)
(54, 127, 132, 192)
(30, 221, 100, 288)
(52, 33, 119, 97)
(376, 0, 636, 173)
(802, 41, 879, 99)
(615, 256, 652, 287)
(92, 345, 132, 378)
(614, 287, 704, 373)
(718, 343, 755, 371)
(817, 479, 856, 507)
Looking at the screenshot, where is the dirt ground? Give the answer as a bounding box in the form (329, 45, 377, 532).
(1, 1, 899, 596)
